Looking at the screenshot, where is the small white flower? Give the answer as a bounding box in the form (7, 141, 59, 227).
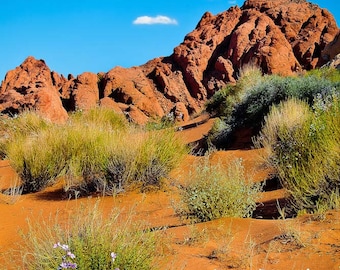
(111, 252, 117, 262)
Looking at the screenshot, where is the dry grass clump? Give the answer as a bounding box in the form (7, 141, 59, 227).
(0, 111, 51, 158)
(0, 176, 23, 205)
(254, 98, 312, 160)
(2, 108, 188, 196)
(7, 127, 69, 193)
(68, 107, 127, 129)
(174, 157, 262, 223)
(237, 62, 263, 96)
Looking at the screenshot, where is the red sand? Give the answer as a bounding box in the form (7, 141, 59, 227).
(0, 118, 339, 269)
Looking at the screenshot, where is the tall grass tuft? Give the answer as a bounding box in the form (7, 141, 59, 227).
(15, 201, 162, 270)
(4, 108, 188, 195)
(0, 111, 51, 159)
(255, 95, 340, 214)
(134, 129, 188, 190)
(254, 98, 312, 160)
(7, 127, 69, 193)
(175, 158, 262, 223)
(69, 107, 128, 130)
(237, 62, 264, 96)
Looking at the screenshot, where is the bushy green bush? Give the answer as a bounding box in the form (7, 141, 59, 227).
(205, 118, 231, 150)
(206, 64, 264, 118)
(145, 112, 176, 131)
(234, 75, 336, 128)
(18, 201, 162, 270)
(175, 158, 262, 222)
(305, 67, 340, 83)
(206, 84, 240, 117)
(207, 69, 339, 149)
(255, 95, 340, 214)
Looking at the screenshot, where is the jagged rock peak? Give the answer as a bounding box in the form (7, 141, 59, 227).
(0, 0, 339, 124)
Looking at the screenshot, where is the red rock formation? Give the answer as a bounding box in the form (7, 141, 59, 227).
(0, 56, 68, 123)
(60, 72, 99, 111)
(0, 0, 338, 123)
(102, 66, 165, 120)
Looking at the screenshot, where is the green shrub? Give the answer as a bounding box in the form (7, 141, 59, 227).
(305, 67, 340, 83)
(206, 84, 240, 117)
(175, 158, 262, 222)
(235, 75, 336, 127)
(145, 113, 175, 131)
(17, 201, 162, 270)
(255, 95, 340, 214)
(205, 118, 231, 150)
(206, 64, 264, 118)
(207, 71, 339, 149)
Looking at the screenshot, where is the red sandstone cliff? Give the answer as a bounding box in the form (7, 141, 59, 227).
(0, 0, 339, 123)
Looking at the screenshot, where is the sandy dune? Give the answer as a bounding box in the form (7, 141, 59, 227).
(0, 117, 339, 270)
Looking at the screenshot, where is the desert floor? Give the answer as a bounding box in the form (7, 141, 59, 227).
(0, 116, 339, 270)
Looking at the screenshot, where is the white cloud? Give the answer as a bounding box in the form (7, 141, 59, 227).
(133, 15, 178, 25)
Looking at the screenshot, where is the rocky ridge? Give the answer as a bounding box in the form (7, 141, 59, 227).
(0, 0, 339, 123)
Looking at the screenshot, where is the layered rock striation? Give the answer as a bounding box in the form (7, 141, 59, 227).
(0, 0, 339, 123)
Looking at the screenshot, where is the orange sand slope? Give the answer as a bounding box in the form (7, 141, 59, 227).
(0, 118, 339, 270)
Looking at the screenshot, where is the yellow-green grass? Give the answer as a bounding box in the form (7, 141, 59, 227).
(256, 95, 340, 214)
(175, 157, 262, 223)
(3, 108, 188, 195)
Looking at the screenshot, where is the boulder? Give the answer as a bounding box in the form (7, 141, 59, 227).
(60, 72, 99, 111)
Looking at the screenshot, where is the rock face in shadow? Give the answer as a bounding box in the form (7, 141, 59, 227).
(0, 0, 339, 123)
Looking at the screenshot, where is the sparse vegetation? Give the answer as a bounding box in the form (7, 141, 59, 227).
(0, 176, 23, 205)
(16, 201, 162, 270)
(175, 157, 262, 223)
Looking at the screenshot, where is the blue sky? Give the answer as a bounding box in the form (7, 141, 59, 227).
(0, 0, 339, 81)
